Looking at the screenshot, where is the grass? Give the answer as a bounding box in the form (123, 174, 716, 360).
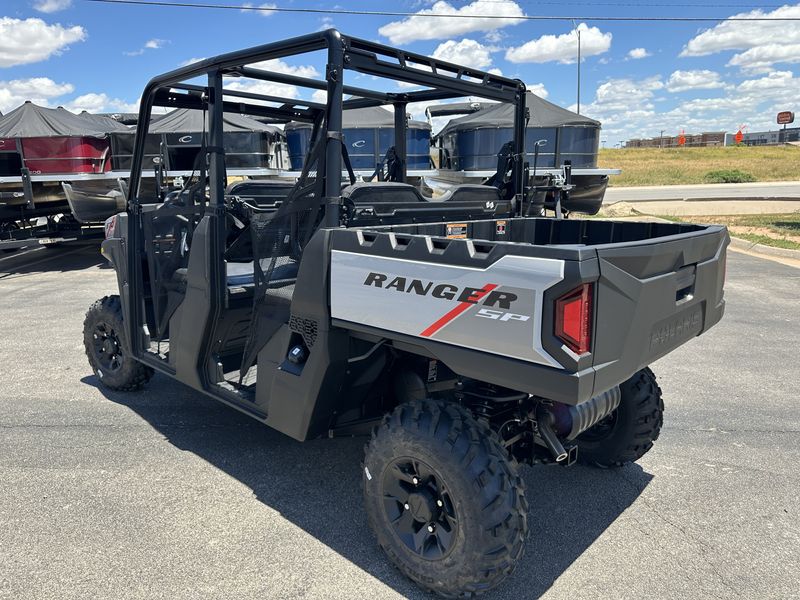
(733, 233, 800, 250)
(599, 145, 800, 187)
(656, 213, 800, 250)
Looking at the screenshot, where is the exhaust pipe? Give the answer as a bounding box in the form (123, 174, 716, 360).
(535, 386, 621, 464)
(548, 386, 621, 440)
(536, 405, 568, 463)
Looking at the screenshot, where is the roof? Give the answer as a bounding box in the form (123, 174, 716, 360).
(285, 106, 431, 131)
(0, 101, 119, 138)
(78, 111, 131, 132)
(438, 92, 599, 137)
(147, 108, 281, 134)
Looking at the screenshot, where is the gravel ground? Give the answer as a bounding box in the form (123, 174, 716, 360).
(0, 243, 798, 600)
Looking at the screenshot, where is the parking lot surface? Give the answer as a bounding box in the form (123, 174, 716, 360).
(1, 243, 798, 600)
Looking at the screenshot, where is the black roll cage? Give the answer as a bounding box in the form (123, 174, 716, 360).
(124, 30, 528, 364)
(128, 29, 528, 217)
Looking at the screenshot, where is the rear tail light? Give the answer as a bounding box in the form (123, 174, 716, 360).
(555, 283, 593, 355)
(104, 214, 117, 239)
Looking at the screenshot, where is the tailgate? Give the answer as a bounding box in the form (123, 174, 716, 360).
(591, 226, 728, 395)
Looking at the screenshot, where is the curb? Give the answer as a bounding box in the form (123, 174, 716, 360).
(606, 215, 800, 260)
(604, 196, 800, 205)
(727, 236, 800, 259)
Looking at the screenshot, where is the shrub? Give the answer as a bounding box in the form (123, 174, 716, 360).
(704, 169, 756, 183)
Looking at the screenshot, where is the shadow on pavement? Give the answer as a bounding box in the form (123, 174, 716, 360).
(83, 373, 652, 599)
(0, 241, 107, 278)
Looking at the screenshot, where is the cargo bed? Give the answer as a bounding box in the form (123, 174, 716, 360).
(328, 217, 729, 404)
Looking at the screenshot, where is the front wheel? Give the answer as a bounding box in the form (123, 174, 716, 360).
(363, 399, 528, 598)
(83, 295, 153, 391)
(577, 367, 664, 467)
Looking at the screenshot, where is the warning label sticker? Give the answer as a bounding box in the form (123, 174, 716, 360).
(446, 223, 467, 239)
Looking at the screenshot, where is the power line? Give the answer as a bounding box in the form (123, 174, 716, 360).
(81, 0, 800, 21)
(348, 0, 788, 6)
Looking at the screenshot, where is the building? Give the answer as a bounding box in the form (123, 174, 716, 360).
(724, 127, 800, 146)
(624, 132, 726, 148)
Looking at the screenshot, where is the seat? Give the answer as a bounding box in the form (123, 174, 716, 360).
(341, 182, 426, 204)
(433, 184, 500, 204)
(172, 260, 298, 290)
(226, 180, 296, 211)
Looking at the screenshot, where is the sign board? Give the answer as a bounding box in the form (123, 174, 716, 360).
(777, 111, 795, 125)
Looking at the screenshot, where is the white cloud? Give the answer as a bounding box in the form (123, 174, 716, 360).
(63, 92, 137, 114)
(526, 82, 548, 99)
(681, 5, 800, 72)
(484, 29, 506, 44)
(0, 17, 85, 67)
(579, 69, 798, 145)
(124, 39, 167, 56)
(179, 57, 206, 67)
(241, 3, 276, 16)
(627, 47, 650, 60)
(247, 58, 318, 79)
(311, 89, 327, 104)
(379, 0, 524, 45)
(505, 23, 612, 64)
(33, 0, 72, 13)
(0, 77, 73, 112)
(431, 39, 494, 69)
(727, 43, 800, 74)
(225, 80, 298, 100)
(666, 69, 726, 93)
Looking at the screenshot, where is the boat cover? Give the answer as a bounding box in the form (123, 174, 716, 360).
(148, 108, 281, 134)
(285, 106, 430, 131)
(0, 101, 118, 138)
(78, 111, 131, 132)
(438, 92, 599, 136)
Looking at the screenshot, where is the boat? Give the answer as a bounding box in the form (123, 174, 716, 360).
(427, 92, 618, 214)
(63, 108, 288, 222)
(0, 102, 126, 225)
(284, 106, 431, 174)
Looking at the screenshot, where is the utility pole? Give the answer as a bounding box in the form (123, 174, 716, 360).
(572, 19, 581, 114)
(573, 20, 581, 114)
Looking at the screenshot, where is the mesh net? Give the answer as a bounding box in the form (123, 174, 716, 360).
(238, 116, 328, 379)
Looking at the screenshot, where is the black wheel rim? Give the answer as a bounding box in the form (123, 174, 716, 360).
(92, 321, 124, 373)
(381, 458, 458, 560)
(578, 410, 619, 443)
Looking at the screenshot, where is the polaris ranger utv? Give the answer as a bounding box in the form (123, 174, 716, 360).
(83, 31, 728, 598)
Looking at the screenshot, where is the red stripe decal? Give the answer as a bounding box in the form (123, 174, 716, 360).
(420, 284, 498, 337)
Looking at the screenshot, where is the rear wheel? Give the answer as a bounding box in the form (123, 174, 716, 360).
(363, 399, 528, 598)
(83, 295, 153, 391)
(577, 367, 664, 467)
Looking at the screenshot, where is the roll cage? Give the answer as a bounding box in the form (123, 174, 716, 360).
(122, 29, 528, 383)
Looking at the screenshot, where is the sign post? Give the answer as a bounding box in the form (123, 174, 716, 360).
(777, 111, 794, 143)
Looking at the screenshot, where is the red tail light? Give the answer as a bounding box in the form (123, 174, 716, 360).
(555, 283, 593, 355)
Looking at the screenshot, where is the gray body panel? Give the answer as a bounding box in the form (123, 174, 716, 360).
(330, 250, 564, 368)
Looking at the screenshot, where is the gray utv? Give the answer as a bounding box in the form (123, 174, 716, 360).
(83, 30, 728, 597)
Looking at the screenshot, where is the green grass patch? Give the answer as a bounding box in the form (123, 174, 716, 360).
(704, 169, 756, 184)
(654, 213, 800, 250)
(734, 233, 800, 250)
(599, 145, 800, 187)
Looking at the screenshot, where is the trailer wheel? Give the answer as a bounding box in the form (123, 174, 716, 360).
(83, 295, 153, 391)
(577, 367, 664, 467)
(363, 399, 528, 598)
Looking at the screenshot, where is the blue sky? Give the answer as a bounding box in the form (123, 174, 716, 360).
(1, 0, 799, 145)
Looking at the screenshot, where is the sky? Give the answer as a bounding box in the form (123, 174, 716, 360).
(1, 0, 799, 146)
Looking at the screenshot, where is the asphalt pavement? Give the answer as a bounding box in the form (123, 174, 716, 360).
(0, 243, 798, 600)
(605, 180, 800, 203)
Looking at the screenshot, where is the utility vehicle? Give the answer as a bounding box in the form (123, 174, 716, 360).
(83, 30, 728, 598)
